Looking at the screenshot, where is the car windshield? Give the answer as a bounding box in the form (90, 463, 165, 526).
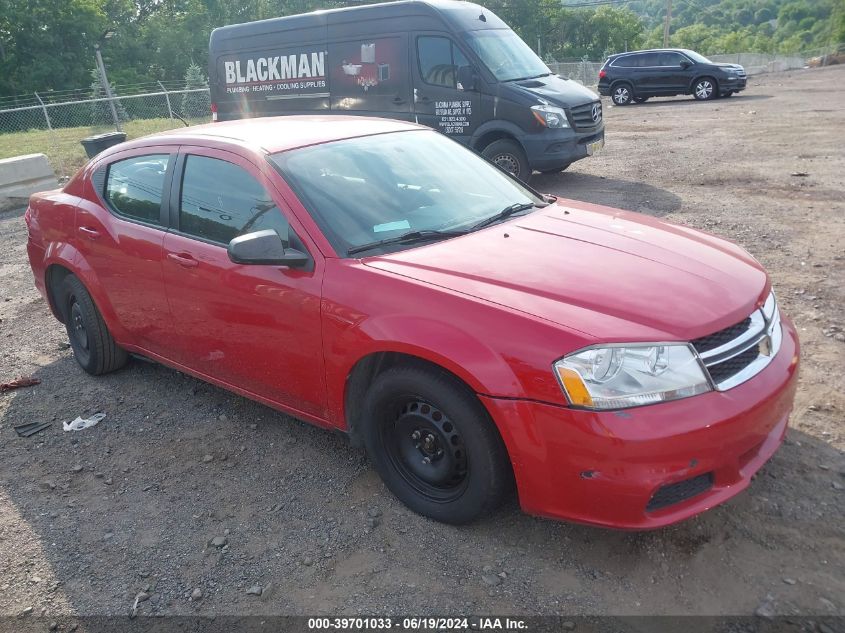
(683, 50, 712, 64)
(270, 130, 543, 256)
(464, 29, 551, 82)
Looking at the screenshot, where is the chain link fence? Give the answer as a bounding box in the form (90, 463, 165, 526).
(0, 86, 211, 180)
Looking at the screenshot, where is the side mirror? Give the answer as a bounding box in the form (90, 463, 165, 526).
(457, 65, 477, 91)
(680, 60, 692, 69)
(227, 229, 309, 267)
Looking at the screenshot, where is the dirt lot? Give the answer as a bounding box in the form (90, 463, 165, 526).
(1, 66, 843, 623)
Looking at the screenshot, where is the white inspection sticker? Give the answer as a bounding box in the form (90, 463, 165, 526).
(373, 220, 411, 233)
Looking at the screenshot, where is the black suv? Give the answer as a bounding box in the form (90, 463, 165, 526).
(598, 49, 746, 105)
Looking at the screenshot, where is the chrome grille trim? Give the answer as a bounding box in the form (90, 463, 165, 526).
(692, 297, 783, 391)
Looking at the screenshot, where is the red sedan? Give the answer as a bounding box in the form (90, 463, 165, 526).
(25, 116, 799, 528)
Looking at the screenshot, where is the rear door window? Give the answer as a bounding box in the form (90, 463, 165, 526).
(638, 53, 660, 67)
(105, 154, 170, 225)
(178, 155, 289, 245)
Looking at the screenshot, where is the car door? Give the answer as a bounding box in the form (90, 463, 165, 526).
(635, 52, 664, 93)
(412, 34, 481, 142)
(77, 148, 175, 352)
(657, 51, 691, 93)
(160, 146, 326, 419)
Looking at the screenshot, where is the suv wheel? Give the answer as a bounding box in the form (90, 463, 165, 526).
(481, 139, 530, 182)
(361, 366, 512, 524)
(693, 77, 717, 101)
(611, 84, 633, 105)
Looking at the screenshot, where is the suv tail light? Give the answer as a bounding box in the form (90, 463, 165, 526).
(211, 102, 218, 122)
(599, 69, 607, 79)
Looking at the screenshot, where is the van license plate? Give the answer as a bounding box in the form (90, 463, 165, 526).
(586, 139, 604, 156)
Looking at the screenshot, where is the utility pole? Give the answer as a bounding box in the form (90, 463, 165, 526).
(663, 0, 673, 47)
(94, 42, 122, 132)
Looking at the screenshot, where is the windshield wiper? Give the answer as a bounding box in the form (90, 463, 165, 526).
(347, 229, 467, 256)
(469, 202, 540, 231)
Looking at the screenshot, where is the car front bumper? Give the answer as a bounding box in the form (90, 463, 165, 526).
(521, 127, 605, 171)
(721, 76, 747, 93)
(481, 316, 799, 529)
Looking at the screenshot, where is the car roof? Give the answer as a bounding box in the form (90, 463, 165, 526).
(119, 115, 427, 156)
(608, 48, 694, 59)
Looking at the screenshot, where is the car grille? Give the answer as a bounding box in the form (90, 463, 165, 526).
(691, 316, 752, 354)
(691, 301, 782, 391)
(569, 101, 602, 130)
(647, 473, 714, 512)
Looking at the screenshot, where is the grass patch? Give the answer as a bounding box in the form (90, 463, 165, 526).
(0, 117, 209, 179)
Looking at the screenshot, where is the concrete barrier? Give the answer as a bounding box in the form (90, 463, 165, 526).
(0, 153, 58, 212)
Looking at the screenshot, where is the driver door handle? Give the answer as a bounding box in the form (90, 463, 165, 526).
(167, 252, 198, 268)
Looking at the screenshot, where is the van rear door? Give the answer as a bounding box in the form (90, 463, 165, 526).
(411, 34, 481, 142)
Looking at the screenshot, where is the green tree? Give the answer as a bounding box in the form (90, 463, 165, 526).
(181, 62, 211, 118)
(90, 67, 128, 124)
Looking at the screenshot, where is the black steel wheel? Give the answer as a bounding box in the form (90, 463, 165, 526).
(362, 366, 513, 524)
(60, 274, 128, 375)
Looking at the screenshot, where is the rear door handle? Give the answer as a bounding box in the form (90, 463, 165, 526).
(78, 226, 100, 240)
(167, 252, 199, 268)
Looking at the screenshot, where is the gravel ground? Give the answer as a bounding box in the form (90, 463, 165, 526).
(0, 66, 843, 622)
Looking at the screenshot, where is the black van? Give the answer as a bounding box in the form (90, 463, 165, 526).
(208, 0, 604, 180)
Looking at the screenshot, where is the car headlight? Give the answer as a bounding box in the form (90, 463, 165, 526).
(553, 344, 711, 410)
(531, 104, 570, 129)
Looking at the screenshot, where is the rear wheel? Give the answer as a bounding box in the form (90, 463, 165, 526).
(361, 366, 512, 524)
(481, 139, 530, 182)
(60, 275, 127, 375)
(611, 83, 633, 105)
(693, 77, 717, 101)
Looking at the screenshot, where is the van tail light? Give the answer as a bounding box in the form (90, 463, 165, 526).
(211, 102, 218, 122)
(599, 69, 607, 79)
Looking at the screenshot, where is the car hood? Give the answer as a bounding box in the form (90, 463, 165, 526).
(714, 62, 744, 71)
(509, 73, 599, 109)
(363, 200, 768, 343)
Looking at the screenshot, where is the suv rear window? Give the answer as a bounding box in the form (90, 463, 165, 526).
(613, 55, 639, 68)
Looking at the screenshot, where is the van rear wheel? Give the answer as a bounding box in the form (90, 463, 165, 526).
(481, 139, 530, 182)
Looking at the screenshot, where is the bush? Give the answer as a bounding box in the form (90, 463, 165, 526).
(181, 63, 211, 118)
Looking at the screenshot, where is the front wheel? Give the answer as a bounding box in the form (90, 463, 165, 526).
(361, 366, 513, 524)
(611, 84, 633, 105)
(693, 77, 717, 101)
(481, 139, 530, 182)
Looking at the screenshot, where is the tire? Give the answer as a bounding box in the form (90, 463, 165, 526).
(693, 77, 717, 101)
(633, 96, 649, 103)
(481, 139, 530, 182)
(611, 83, 633, 105)
(539, 163, 570, 174)
(60, 274, 128, 375)
(361, 365, 512, 524)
